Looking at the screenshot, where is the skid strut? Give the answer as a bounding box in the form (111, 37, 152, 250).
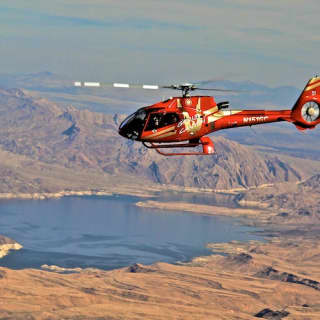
(143, 136, 215, 156)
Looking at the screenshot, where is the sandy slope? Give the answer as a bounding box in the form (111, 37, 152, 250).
(1, 236, 320, 319)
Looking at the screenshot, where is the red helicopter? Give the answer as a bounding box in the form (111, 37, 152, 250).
(74, 77, 320, 156)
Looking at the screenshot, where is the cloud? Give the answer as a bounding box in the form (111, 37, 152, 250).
(0, 6, 201, 31)
(240, 27, 283, 37)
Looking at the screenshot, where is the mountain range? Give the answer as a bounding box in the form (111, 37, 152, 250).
(0, 87, 319, 195)
(1, 71, 319, 161)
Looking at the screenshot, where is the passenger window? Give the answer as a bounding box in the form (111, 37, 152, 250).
(146, 113, 179, 131)
(161, 113, 179, 127)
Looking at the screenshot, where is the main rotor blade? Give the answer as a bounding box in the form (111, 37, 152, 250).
(74, 81, 161, 90)
(195, 88, 243, 93)
(73, 81, 245, 93)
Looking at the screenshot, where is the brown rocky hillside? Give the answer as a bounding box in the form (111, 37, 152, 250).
(236, 172, 320, 224)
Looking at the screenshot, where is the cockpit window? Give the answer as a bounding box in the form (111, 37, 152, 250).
(146, 112, 179, 131)
(119, 113, 135, 130)
(119, 108, 148, 140)
(135, 109, 147, 120)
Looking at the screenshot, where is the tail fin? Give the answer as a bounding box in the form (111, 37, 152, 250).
(291, 77, 320, 130)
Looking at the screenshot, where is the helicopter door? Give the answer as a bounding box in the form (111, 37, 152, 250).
(145, 112, 179, 131)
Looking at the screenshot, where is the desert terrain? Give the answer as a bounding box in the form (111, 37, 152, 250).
(0, 85, 319, 319)
(1, 233, 320, 319)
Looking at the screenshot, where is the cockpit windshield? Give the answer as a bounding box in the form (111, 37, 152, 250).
(119, 108, 148, 140)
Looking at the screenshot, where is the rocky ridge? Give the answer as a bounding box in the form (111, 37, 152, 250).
(237, 173, 320, 224)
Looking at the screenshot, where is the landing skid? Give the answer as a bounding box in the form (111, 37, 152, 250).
(143, 136, 215, 156)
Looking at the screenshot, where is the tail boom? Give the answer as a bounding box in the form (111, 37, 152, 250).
(211, 77, 320, 132)
(210, 109, 291, 131)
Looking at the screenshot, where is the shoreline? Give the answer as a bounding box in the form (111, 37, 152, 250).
(0, 189, 155, 200)
(136, 199, 270, 219)
(0, 243, 23, 258)
(0, 184, 271, 220)
(0, 180, 281, 201)
(0, 236, 23, 259)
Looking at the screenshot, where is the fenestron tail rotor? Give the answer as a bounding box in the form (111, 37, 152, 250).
(301, 101, 320, 122)
(74, 81, 242, 97)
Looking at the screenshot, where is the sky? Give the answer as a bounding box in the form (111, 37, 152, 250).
(0, 0, 319, 87)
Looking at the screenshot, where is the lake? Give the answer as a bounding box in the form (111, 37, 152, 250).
(0, 195, 263, 270)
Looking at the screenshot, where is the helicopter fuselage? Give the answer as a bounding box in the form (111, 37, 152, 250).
(119, 96, 292, 143)
(118, 77, 320, 155)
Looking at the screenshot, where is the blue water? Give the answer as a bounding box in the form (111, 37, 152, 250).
(0, 195, 262, 270)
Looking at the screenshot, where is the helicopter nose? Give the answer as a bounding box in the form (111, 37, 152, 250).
(118, 111, 145, 141)
(118, 121, 139, 140)
(118, 126, 139, 140)
(118, 125, 127, 138)
(118, 113, 133, 139)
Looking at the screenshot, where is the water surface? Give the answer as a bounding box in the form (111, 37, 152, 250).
(0, 195, 262, 270)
